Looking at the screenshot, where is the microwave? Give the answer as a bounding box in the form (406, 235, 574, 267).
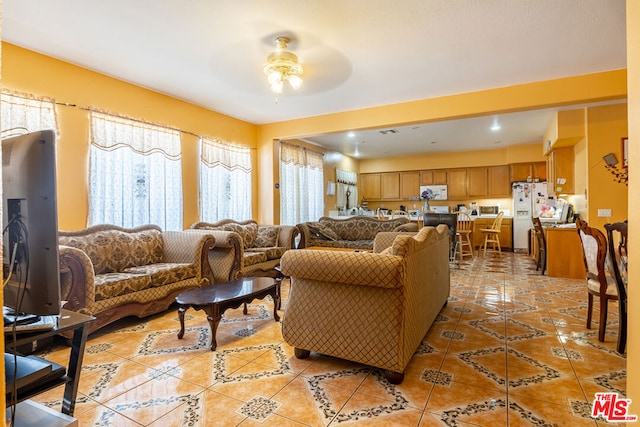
(479, 206, 499, 215)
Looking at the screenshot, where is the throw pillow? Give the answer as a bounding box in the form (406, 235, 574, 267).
(222, 223, 258, 249)
(255, 226, 279, 247)
(308, 223, 339, 241)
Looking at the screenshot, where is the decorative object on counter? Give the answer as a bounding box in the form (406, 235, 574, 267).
(420, 188, 435, 211)
(603, 151, 628, 186)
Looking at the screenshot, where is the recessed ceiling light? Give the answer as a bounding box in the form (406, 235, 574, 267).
(491, 124, 501, 131)
(347, 132, 355, 138)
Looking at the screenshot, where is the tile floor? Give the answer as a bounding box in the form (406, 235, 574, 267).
(25, 252, 627, 426)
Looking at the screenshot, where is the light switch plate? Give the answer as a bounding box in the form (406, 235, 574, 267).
(597, 209, 612, 217)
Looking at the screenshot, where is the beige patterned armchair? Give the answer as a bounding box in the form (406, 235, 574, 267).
(58, 224, 215, 334)
(280, 225, 450, 384)
(189, 219, 298, 282)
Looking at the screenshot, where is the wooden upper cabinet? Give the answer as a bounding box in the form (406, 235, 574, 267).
(419, 169, 447, 185)
(510, 162, 547, 182)
(532, 162, 547, 182)
(488, 165, 511, 197)
(360, 173, 381, 199)
(546, 146, 574, 195)
(400, 171, 420, 199)
(510, 163, 532, 182)
(447, 169, 467, 199)
(467, 167, 488, 197)
(380, 172, 400, 199)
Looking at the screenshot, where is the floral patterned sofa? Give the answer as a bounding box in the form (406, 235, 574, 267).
(296, 216, 418, 249)
(58, 224, 216, 334)
(188, 219, 298, 282)
(280, 225, 451, 383)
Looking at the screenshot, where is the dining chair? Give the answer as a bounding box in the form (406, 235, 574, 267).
(531, 217, 547, 274)
(604, 221, 628, 353)
(480, 211, 504, 256)
(456, 211, 474, 260)
(376, 208, 386, 219)
(576, 218, 618, 343)
(390, 210, 409, 219)
(423, 213, 458, 264)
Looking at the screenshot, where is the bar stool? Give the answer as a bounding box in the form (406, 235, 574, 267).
(456, 211, 474, 260)
(481, 211, 504, 256)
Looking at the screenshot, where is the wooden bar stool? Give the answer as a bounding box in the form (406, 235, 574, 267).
(481, 211, 504, 256)
(456, 211, 474, 260)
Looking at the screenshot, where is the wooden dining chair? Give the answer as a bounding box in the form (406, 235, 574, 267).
(481, 211, 504, 256)
(390, 210, 409, 219)
(531, 217, 547, 274)
(456, 211, 474, 260)
(576, 218, 618, 343)
(604, 221, 628, 353)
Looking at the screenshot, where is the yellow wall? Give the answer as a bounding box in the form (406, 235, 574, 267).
(626, 0, 639, 408)
(584, 103, 629, 230)
(257, 70, 627, 223)
(1, 43, 257, 230)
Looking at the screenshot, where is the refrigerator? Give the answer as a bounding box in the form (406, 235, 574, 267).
(512, 182, 548, 251)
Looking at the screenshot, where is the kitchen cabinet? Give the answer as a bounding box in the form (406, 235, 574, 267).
(488, 165, 511, 197)
(360, 172, 400, 200)
(419, 169, 447, 185)
(510, 162, 547, 183)
(380, 172, 400, 199)
(467, 167, 488, 197)
(447, 168, 467, 199)
(472, 217, 513, 250)
(360, 173, 381, 199)
(468, 165, 512, 198)
(400, 171, 420, 199)
(546, 146, 574, 195)
(545, 227, 584, 279)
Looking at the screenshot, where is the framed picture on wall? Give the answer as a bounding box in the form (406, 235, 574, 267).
(622, 137, 628, 168)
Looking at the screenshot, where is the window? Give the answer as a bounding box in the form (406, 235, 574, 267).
(1, 90, 57, 135)
(199, 137, 252, 222)
(88, 111, 183, 231)
(279, 142, 324, 225)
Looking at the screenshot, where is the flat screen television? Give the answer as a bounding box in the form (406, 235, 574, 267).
(2, 129, 61, 317)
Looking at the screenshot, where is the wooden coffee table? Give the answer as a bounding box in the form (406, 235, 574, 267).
(176, 277, 280, 350)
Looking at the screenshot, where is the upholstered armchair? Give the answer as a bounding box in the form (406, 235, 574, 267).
(189, 219, 298, 282)
(280, 225, 450, 384)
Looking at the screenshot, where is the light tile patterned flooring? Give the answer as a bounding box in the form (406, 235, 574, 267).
(28, 252, 626, 426)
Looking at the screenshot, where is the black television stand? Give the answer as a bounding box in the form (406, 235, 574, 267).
(4, 309, 94, 416)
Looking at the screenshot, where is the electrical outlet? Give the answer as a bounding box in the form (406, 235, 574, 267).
(597, 209, 612, 217)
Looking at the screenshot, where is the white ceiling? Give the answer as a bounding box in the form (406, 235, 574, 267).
(2, 0, 627, 158)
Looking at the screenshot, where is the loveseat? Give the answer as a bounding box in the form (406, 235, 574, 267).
(58, 224, 216, 334)
(280, 225, 450, 383)
(296, 216, 418, 250)
(189, 219, 298, 282)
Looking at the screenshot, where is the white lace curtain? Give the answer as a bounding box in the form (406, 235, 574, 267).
(88, 111, 183, 231)
(336, 168, 358, 209)
(279, 142, 324, 225)
(1, 90, 58, 136)
(200, 137, 252, 222)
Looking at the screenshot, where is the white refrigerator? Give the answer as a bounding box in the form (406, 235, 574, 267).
(512, 182, 548, 251)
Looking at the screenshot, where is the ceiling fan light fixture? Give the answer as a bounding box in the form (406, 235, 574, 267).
(263, 36, 303, 93)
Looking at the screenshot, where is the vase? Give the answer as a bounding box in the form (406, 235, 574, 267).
(423, 199, 430, 211)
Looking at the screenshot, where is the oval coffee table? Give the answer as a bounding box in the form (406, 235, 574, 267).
(176, 277, 280, 350)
